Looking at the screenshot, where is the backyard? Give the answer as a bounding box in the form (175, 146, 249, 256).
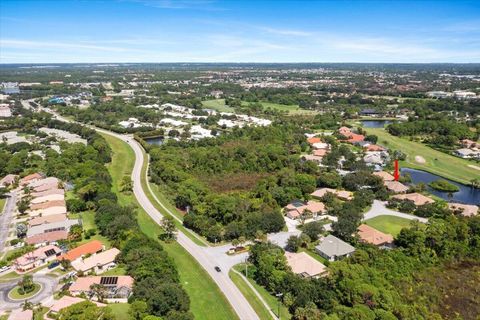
(364, 215, 414, 236)
(202, 99, 316, 115)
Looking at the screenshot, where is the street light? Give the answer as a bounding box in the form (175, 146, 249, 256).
(276, 293, 283, 320)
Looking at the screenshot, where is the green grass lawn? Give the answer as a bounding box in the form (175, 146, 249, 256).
(229, 269, 273, 320)
(8, 283, 41, 299)
(202, 99, 316, 115)
(364, 215, 414, 236)
(76, 211, 111, 248)
(108, 303, 130, 320)
(232, 264, 291, 320)
(102, 266, 127, 276)
(102, 133, 239, 320)
(366, 128, 479, 185)
(107, 303, 131, 320)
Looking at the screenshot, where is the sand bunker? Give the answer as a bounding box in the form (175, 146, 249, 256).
(468, 165, 480, 171)
(415, 155, 426, 164)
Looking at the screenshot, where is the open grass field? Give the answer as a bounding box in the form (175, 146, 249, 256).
(229, 269, 273, 320)
(232, 264, 291, 320)
(103, 133, 238, 320)
(365, 215, 414, 236)
(202, 99, 317, 115)
(366, 128, 479, 185)
(108, 303, 130, 320)
(76, 211, 111, 248)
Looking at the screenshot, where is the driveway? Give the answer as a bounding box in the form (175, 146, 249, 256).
(0, 193, 16, 254)
(0, 275, 58, 310)
(363, 200, 428, 223)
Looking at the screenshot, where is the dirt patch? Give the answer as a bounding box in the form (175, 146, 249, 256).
(468, 164, 480, 171)
(415, 155, 426, 164)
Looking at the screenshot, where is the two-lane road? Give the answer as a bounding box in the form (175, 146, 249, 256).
(43, 108, 260, 320)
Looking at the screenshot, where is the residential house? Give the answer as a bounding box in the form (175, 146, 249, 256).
(31, 188, 64, 198)
(302, 154, 323, 163)
(29, 200, 67, 216)
(311, 188, 353, 201)
(0, 174, 17, 187)
(315, 235, 355, 261)
(19, 172, 43, 186)
(48, 296, 105, 316)
(30, 193, 65, 204)
(307, 137, 322, 145)
(357, 224, 394, 247)
(284, 252, 327, 278)
(14, 244, 62, 271)
(373, 171, 395, 181)
(25, 230, 69, 245)
(364, 144, 385, 152)
(455, 148, 480, 159)
(71, 248, 120, 274)
(384, 181, 409, 193)
(460, 139, 480, 149)
(28, 213, 67, 227)
(313, 149, 329, 157)
(69, 276, 134, 302)
(58, 240, 104, 262)
(285, 200, 326, 220)
(448, 203, 479, 217)
(392, 193, 435, 206)
(27, 219, 80, 238)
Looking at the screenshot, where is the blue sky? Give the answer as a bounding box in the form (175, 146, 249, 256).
(1, 0, 479, 63)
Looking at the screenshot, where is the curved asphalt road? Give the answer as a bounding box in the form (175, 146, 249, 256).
(0, 275, 58, 310)
(363, 200, 428, 223)
(44, 109, 260, 320)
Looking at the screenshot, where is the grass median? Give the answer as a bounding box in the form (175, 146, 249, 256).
(101, 133, 239, 320)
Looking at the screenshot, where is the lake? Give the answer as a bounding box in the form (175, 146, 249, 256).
(401, 168, 480, 205)
(360, 120, 394, 128)
(144, 136, 164, 146)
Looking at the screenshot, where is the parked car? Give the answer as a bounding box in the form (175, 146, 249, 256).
(214, 266, 221, 272)
(0, 265, 11, 273)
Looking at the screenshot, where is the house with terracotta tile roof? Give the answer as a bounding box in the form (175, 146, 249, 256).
(0, 174, 17, 187)
(29, 199, 67, 217)
(392, 193, 435, 206)
(31, 188, 64, 198)
(285, 200, 326, 220)
(25, 230, 69, 245)
(28, 213, 68, 227)
(307, 137, 322, 144)
(27, 177, 60, 189)
(48, 296, 105, 315)
(30, 193, 65, 204)
(448, 203, 478, 217)
(311, 142, 329, 150)
(338, 126, 352, 137)
(313, 149, 329, 157)
(59, 240, 104, 262)
(33, 181, 61, 193)
(311, 188, 353, 201)
(14, 244, 62, 271)
(357, 224, 394, 247)
(19, 172, 43, 186)
(384, 181, 409, 193)
(285, 252, 327, 278)
(71, 248, 120, 274)
(364, 144, 385, 152)
(69, 276, 134, 301)
(373, 171, 395, 181)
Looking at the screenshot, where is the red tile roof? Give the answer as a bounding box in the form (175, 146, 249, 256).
(58, 240, 104, 262)
(25, 230, 68, 245)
